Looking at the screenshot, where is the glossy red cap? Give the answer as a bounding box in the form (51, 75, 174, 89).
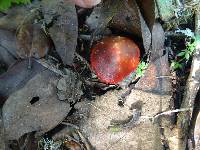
(90, 36, 140, 84)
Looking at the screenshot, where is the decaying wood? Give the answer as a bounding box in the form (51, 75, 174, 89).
(177, 4, 200, 150)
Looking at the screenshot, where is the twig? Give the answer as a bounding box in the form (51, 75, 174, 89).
(61, 122, 79, 130)
(76, 130, 92, 150)
(176, 3, 200, 150)
(153, 108, 191, 120)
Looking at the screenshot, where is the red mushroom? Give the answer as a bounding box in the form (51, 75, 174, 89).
(90, 36, 140, 84)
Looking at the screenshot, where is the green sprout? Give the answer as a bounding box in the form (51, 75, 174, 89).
(170, 37, 197, 70)
(108, 126, 122, 133)
(136, 61, 148, 78)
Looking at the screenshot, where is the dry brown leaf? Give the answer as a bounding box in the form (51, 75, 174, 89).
(16, 23, 52, 59)
(41, 0, 78, 66)
(151, 22, 165, 60)
(86, 0, 151, 53)
(64, 140, 83, 150)
(86, 0, 123, 33)
(135, 22, 171, 94)
(0, 59, 46, 105)
(2, 58, 83, 140)
(0, 29, 17, 67)
(136, 0, 155, 31)
(2, 69, 71, 140)
(0, 6, 29, 31)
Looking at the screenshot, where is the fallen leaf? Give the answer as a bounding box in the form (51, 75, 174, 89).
(86, 0, 151, 53)
(41, 0, 78, 66)
(0, 59, 46, 105)
(0, 29, 17, 67)
(136, 0, 155, 31)
(57, 75, 83, 103)
(16, 9, 52, 59)
(135, 22, 171, 94)
(86, 0, 123, 33)
(0, 6, 29, 31)
(151, 22, 165, 60)
(64, 140, 83, 150)
(2, 58, 83, 140)
(2, 69, 71, 140)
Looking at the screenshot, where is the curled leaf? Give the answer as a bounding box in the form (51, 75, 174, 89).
(0, 6, 29, 31)
(177, 51, 186, 57)
(86, 0, 151, 53)
(0, 59, 46, 105)
(0, 29, 17, 67)
(16, 23, 52, 59)
(42, 0, 78, 66)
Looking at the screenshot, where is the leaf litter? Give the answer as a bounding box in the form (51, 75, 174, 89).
(0, 0, 199, 149)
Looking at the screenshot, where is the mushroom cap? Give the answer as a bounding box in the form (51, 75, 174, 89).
(90, 36, 140, 84)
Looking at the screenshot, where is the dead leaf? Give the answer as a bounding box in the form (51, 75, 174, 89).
(0, 29, 17, 67)
(57, 75, 83, 103)
(0, 59, 46, 105)
(135, 54, 171, 94)
(86, 0, 151, 53)
(2, 69, 71, 140)
(64, 140, 83, 150)
(136, 0, 156, 31)
(16, 9, 52, 59)
(151, 22, 165, 60)
(41, 0, 78, 66)
(0, 6, 29, 31)
(86, 0, 123, 33)
(135, 22, 171, 94)
(16, 24, 52, 59)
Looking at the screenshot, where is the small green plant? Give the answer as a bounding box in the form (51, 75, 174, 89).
(108, 126, 122, 133)
(0, 0, 30, 11)
(136, 61, 148, 77)
(170, 37, 197, 70)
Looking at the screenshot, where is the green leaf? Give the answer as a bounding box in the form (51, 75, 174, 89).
(170, 61, 176, 69)
(109, 126, 121, 133)
(0, 0, 31, 11)
(0, 0, 11, 11)
(175, 63, 182, 69)
(136, 61, 148, 77)
(185, 53, 190, 60)
(13, 0, 31, 4)
(171, 61, 183, 70)
(177, 51, 186, 57)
